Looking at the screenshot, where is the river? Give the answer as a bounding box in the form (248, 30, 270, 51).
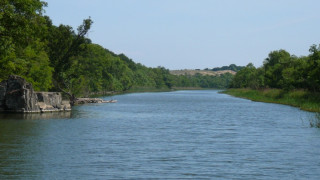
(0, 90, 319, 179)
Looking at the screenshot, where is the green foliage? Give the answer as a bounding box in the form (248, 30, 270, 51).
(230, 44, 320, 93)
(21, 44, 53, 91)
(0, 0, 52, 90)
(117, 53, 137, 71)
(0, 0, 47, 56)
(230, 63, 264, 89)
(45, 17, 93, 82)
(263, 50, 292, 88)
(227, 44, 320, 113)
(172, 72, 233, 89)
(306, 45, 320, 92)
(0, 41, 53, 91)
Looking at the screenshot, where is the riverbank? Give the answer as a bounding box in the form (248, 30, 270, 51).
(90, 86, 220, 98)
(171, 87, 218, 90)
(222, 88, 320, 112)
(126, 86, 219, 92)
(125, 86, 172, 93)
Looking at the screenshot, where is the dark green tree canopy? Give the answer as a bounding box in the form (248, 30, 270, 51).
(231, 45, 320, 92)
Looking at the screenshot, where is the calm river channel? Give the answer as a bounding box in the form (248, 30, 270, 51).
(0, 90, 320, 179)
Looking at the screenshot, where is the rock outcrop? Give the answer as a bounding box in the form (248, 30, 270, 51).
(75, 98, 117, 105)
(0, 75, 71, 113)
(36, 92, 71, 112)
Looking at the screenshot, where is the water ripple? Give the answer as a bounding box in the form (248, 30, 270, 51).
(0, 90, 319, 179)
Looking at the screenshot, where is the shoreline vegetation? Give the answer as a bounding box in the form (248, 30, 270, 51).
(222, 89, 320, 112)
(224, 43, 320, 116)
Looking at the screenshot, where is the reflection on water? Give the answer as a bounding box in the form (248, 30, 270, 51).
(0, 111, 72, 120)
(0, 111, 72, 178)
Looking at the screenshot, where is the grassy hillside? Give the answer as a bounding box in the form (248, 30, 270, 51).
(170, 69, 236, 76)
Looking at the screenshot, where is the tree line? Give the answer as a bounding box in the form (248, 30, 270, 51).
(173, 73, 233, 89)
(230, 45, 320, 92)
(206, 64, 244, 72)
(0, 0, 233, 101)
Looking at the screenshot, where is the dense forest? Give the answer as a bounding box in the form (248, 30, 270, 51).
(230, 46, 320, 92)
(0, 0, 232, 100)
(173, 73, 233, 89)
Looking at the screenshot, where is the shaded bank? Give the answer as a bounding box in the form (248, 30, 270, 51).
(222, 88, 320, 112)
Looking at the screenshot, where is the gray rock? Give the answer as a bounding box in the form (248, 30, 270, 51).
(0, 75, 71, 113)
(5, 75, 40, 112)
(36, 92, 62, 109)
(36, 92, 71, 112)
(75, 98, 117, 105)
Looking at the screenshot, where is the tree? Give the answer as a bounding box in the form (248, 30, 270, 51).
(0, 0, 53, 90)
(307, 44, 320, 92)
(263, 50, 291, 88)
(230, 63, 263, 89)
(45, 17, 93, 102)
(46, 17, 93, 79)
(0, 0, 47, 57)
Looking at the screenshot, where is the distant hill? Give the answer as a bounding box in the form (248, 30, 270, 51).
(170, 69, 236, 76)
(207, 64, 245, 72)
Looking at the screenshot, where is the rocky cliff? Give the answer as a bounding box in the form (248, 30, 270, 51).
(0, 75, 71, 113)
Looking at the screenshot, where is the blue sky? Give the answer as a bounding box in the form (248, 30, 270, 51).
(44, 0, 320, 70)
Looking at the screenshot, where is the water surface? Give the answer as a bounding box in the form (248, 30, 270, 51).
(0, 90, 319, 179)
